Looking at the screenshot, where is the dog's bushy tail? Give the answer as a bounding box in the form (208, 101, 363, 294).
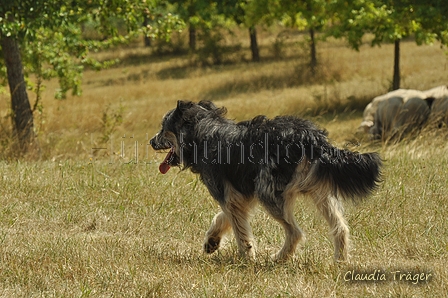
(313, 147, 382, 200)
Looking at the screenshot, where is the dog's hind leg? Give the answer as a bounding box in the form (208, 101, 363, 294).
(204, 211, 232, 254)
(259, 190, 305, 262)
(311, 190, 350, 262)
(220, 182, 257, 260)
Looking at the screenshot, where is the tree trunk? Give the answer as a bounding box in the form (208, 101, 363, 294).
(1, 35, 35, 153)
(309, 27, 317, 75)
(143, 15, 151, 47)
(392, 39, 400, 90)
(249, 26, 260, 62)
(189, 26, 196, 52)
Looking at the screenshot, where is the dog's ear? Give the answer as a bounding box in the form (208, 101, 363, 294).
(177, 100, 194, 111)
(198, 100, 228, 116)
(197, 100, 217, 110)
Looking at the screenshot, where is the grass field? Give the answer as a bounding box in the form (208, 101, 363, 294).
(0, 30, 448, 297)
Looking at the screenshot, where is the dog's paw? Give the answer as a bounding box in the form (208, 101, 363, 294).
(270, 251, 291, 263)
(204, 237, 220, 254)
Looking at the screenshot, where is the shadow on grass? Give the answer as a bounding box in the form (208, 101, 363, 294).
(155, 51, 309, 80)
(156, 64, 196, 80)
(201, 72, 297, 101)
(144, 243, 337, 276)
(302, 95, 374, 118)
(199, 61, 347, 103)
(113, 49, 188, 68)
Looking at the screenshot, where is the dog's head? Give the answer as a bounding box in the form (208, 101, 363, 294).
(150, 100, 226, 174)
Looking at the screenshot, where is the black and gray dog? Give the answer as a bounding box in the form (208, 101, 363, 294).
(150, 100, 382, 262)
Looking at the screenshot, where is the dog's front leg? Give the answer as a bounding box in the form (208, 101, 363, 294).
(222, 187, 257, 260)
(204, 211, 232, 254)
(224, 207, 257, 260)
(204, 181, 257, 260)
(204, 207, 257, 260)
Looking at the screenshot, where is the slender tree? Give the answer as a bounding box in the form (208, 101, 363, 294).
(393, 39, 401, 90)
(329, 0, 448, 90)
(248, 26, 260, 62)
(0, 0, 183, 156)
(295, 0, 330, 74)
(245, 0, 331, 72)
(167, 0, 212, 52)
(216, 0, 260, 62)
(1, 34, 34, 152)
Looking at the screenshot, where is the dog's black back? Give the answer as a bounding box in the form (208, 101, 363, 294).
(154, 101, 381, 202)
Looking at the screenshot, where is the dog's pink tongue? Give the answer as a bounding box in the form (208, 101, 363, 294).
(159, 149, 174, 174)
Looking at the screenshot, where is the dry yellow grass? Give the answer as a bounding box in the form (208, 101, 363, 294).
(31, 34, 448, 151)
(0, 29, 447, 297)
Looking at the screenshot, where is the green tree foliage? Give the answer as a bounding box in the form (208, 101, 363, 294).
(245, 0, 332, 72)
(168, 0, 238, 65)
(215, 0, 260, 61)
(167, 0, 217, 51)
(329, 0, 448, 89)
(0, 0, 183, 154)
(282, 0, 331, 73)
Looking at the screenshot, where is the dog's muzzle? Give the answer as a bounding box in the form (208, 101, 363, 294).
(150, 134, 170, 151)
(150, 134, 176, 174)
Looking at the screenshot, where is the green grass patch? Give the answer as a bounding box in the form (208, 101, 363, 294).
(0, 144, 447, 296)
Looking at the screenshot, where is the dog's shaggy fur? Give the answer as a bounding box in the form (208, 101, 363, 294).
(150, 100, 382, 262)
